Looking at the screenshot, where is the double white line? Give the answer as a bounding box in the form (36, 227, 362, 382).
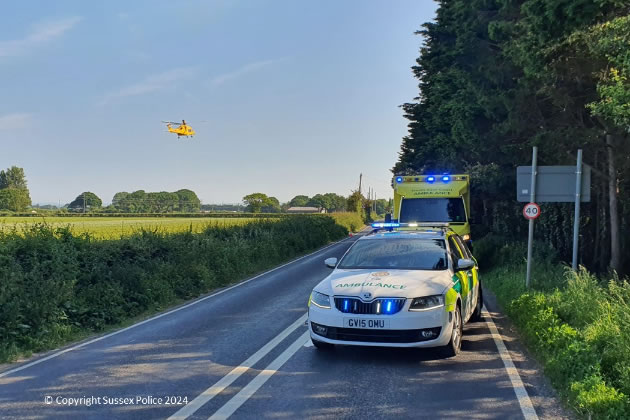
(168, 314, 310, 420)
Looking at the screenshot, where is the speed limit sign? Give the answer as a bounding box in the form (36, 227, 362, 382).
(523, 202, 541, 220)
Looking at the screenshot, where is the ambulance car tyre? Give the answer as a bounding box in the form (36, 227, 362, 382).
(312, 338, 334, 350)
(442, 304, 462, 358)
(470, 285, 483, 322)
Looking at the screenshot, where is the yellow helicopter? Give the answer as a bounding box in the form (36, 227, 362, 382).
(162, 120, 196, 138)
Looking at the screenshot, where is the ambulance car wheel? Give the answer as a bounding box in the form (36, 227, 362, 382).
(470, 286, 483, 322)
(443, 304, 462, 358)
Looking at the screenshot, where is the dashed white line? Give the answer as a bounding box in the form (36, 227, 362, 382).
(167, 314, 307, 420)
(483, 307, 538, 420)
(209, 331, 310, 420)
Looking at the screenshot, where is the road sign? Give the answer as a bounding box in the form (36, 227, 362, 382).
(517, 165, 591, 202)
(523, 202, 540, 220)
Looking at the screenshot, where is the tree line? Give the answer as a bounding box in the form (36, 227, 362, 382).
(242, 191, 390, 216)
(396, 0, 630, 273)
(0, 166, 389, 218)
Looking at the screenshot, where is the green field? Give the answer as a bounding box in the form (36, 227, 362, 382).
(0, 217, 260, 239)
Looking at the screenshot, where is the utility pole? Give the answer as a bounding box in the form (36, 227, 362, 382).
(358, 173, 363, 195)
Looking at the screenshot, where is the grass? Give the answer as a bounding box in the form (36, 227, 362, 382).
(476, 235, 630, 419)
(328, 212, 365, 233)
(0, 216, 260, 239)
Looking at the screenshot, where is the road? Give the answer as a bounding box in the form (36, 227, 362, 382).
(0, 233, 569, 419)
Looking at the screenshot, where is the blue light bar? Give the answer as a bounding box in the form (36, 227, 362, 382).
(386, 301, 392, 313)
(426, 176, 435, 183)
(395, 176, 403, 184)
(343, 299, 349, 312)
(441, 175, 451, 183)
(372, 222, 400, 229)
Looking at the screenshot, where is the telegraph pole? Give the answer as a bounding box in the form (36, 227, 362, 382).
(358, 173, 363, 195)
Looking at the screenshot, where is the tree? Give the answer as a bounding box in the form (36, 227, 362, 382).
(346, 190, 365, 216)
(0, 188, 31, 212)
(262, 196, 281, 213)
(175, 189, 201, 212)
(374, 199, 389, 215)
(0, 166, 28, 190)
(112, 192, 129, 209)
(394, 0, 630, 273)
(68, 192, 102, 210)
(0, 166, 31, 211)
(243, 193, 270, 213)
(323, 193, 347, 212)
(308, 194, 331, 210)
(289, 195, 310, 207)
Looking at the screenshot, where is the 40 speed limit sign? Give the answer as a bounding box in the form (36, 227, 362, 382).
(523, 202, 541, 220)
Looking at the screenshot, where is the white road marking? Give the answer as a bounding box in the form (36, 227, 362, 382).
(209, 331, 310, 420)
(167, 314, 307, 420)
(483, 306, 538, 420)
(0, 237, 353, 379)
(303, 339, 314, 348)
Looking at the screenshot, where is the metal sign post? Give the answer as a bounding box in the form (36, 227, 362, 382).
(526, 147, 537, 289)
(572, 150, 583, 271)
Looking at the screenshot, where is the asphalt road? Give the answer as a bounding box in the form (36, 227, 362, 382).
(0, 233, 570, 420)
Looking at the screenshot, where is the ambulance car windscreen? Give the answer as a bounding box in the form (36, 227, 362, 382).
(337, 238, 448, 270)
(399, 198, 467, 223)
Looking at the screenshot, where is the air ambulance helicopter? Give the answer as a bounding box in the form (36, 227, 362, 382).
(162, 120, 196, 138)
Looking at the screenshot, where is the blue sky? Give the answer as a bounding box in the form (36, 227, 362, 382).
(1, 0, 437, 205)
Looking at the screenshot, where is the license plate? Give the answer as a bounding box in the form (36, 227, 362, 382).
(344, 318, 390, 329)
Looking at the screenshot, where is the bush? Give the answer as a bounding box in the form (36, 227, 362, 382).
(477, 236, 630, 419)
(0, 215, 347, 362)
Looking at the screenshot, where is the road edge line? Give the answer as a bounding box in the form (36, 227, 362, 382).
(483, 306, 539, 420)
(209, 331, 310, 420)
(0, 235, 354, 379)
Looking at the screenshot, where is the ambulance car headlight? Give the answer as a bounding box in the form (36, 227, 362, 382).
(409, 295, 444, 311)
(310, 291, 331, 309)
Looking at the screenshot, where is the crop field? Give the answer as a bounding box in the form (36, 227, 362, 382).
(0, 217, 260, 239)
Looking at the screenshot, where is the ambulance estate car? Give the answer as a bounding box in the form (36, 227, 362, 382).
(307, 224, 482, 357)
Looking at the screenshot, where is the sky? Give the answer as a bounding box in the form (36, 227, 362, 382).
(1, 0, 437, 205)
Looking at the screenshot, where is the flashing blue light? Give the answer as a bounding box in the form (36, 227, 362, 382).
(426, 176, 436, 183)
(386, 301, 393, 313)
(441, 175, 451, 183)
(372, 222, 400, 229)
(343, 299, 349, 312)
(395, 176, 403, 184)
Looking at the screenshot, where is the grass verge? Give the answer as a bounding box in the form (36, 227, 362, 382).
(476, 235, 630, 419)
(328, 212, 365, 233)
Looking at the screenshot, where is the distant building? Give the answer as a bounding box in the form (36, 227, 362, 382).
(287, 206, 326, 214)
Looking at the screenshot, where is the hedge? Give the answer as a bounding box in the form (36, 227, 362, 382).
(0, 215, 348, 362)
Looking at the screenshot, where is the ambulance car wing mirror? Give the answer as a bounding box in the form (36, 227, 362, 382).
(385, 213, 392, 223)
(325, 258, 338, 268)
(456, 258, 475, 271)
